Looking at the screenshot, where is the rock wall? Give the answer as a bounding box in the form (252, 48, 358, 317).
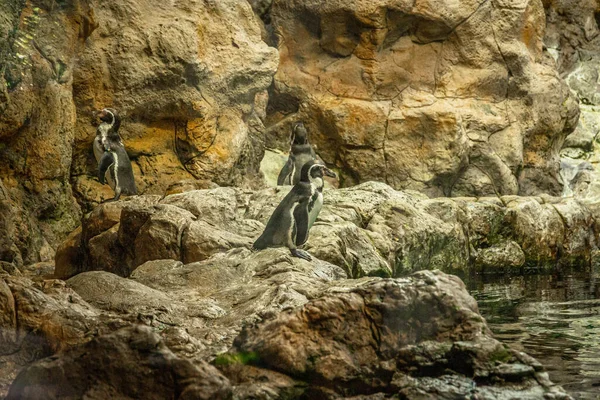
(0, 0, 90, 267)
(70, 0, 278, 205)
(264, 0, 579, 197)
(547, 0, 600, 200)
(0, 0, 278, 266)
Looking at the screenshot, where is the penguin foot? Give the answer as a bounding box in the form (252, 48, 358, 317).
(291, 248, 312, 261)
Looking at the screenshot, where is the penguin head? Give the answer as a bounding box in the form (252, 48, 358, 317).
(300, 160, 337, 186)
(97, 108, 120, 129)
(291, 122, 309, 145)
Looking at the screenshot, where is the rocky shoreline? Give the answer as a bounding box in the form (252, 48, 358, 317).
(2, 182, 596, 398)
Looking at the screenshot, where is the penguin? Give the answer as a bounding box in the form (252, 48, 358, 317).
(277, 122, 317, 186)
(93, 108, 138, 201)
(254, 160, 336, 261)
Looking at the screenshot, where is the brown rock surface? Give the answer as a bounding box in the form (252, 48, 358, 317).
(225, 271, 571, 399)
(70, 0, 279, 206)
(0, 0, 278, 268)
(264, 0, 579, 197)
(6, 325, 232, 400)
(548, 0, 600, 202)
(2, 267, 572, 400)
(55, 184, 600, 281)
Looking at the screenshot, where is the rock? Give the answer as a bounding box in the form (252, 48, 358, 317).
(70, 0, 278, 206)
(6, 326, 232, 400)
(265, 0, 578, 196)
(0, 278, 17, 354)
(18, 262, 55, 281)
(0, 0, 279, 269)
(0, 1, 85, 269)
(53, 226, 83, 279)
(224, 270, 571, 398)
(0, 274, 113, 395)
(0, 261, 21, 276)
(474, 240, 526, 273)
(57, 184, 599, 279)
(306, 222, 392, 278)
(67, 271, 178, 315)
(2, 251, 572, 398)
(548, 0, 600, 203)
(368, 196, 470, 275)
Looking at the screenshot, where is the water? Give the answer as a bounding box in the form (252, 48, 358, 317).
(466, 272, 600, 399)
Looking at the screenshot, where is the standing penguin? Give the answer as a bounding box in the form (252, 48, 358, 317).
(277, 122, 317, 186)
(254, 160, 336, 261)
(93, 108, 138, 201)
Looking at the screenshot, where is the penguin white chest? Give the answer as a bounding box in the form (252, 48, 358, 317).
(308, 191, 323, 230)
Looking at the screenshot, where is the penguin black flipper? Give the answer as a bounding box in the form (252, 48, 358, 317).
(98, 152, 115, 185)
(293, 197, 311, 246)
(277, 157, 294, 186)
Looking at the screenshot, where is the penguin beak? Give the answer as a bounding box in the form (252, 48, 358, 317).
(322, 166, 337, 178)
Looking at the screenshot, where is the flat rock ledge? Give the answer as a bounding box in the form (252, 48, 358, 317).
(56, 182, 600, 280)
(3, 269, 571, 399)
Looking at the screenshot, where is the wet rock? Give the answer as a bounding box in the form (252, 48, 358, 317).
(6, 326, 232, 400)
(225, 270, 571, 398)
(474, 240, 526, 273)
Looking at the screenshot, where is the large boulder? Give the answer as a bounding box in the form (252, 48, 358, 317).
(6, 325, 232, 400)
(223, 270, 571, 399)
(263, 0, 579, 197)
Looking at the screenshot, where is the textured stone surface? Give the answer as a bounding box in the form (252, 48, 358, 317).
(2, 268, 572, 399)
(549, 0, 600, 202)
(264, 0, 579, 197)
(70, 0, 279, 207)
(225, 270, 571, 399)
(6, 326, 232, 400)
(55, 184, 600, 280)
(0, 0, 278, 269)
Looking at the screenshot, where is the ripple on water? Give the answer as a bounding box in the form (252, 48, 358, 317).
(467, 273, 600, 400)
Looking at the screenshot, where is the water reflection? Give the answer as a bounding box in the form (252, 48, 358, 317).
(466, 273, 600, 400)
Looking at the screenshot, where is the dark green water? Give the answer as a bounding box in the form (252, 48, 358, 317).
(467, 272, 600, 400)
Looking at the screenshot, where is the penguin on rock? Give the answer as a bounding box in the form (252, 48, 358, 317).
(254, 160, 336, 261)
(277, 122, 317, 186)
(93, 108, 137, 201)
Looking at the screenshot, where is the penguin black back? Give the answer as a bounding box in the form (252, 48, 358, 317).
(255, 160, 336, 261)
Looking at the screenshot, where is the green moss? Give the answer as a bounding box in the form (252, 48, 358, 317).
(213, 351, 259, 366)
(489, 347, 512, 364)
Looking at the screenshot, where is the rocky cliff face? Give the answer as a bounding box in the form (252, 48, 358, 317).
(0, 0, 277, 267)
(263, 0, 579, 197)
(547, 0, 600, 200)
(0, 0, 596, 397)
